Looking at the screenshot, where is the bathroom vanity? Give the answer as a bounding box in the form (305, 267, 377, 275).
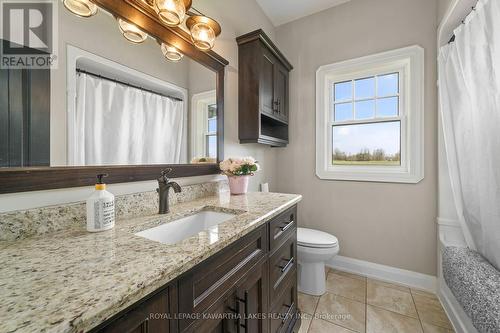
(0, 190, 301, 333)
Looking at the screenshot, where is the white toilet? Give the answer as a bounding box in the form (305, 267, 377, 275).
(297, 227, 339, 296)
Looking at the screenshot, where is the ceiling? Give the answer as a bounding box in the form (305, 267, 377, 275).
(256, 0, 351, 26)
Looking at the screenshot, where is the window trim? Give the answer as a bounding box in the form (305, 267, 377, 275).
(191, 90, 216, 159)
(316, 45, 424, 183)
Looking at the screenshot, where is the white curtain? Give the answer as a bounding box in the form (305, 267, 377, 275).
(74, 73, 185, 165)
(438, 0, 500, 269)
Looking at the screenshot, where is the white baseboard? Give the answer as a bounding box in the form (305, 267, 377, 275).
(438, 278, 478, 333)
(326, 255, 437, 292)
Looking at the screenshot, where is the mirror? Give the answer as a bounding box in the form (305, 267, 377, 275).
(0, 4, 219, 169)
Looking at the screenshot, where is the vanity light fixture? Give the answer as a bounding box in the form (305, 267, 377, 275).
(63, 0, 98, 17)
(185, 15, 221, 51)
(154, 0, 192, 26)
(63, 0, 222, 54)
(117, 18, 148, 43)
(161, 43, 183, 62)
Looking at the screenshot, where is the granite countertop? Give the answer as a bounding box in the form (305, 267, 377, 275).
(0, 192, 301, 333)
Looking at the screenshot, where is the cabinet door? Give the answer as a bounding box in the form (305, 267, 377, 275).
(186, 293, 238, 333)
(235, 259, 269, 333)
(0, 66, 50, 167)
(260, 47, 276, 117)
(274, 63, 289, 123)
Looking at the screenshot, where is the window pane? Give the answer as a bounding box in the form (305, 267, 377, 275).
(332, 121, 401, 166)
(208, 118, 217, 133)
(334, 102, 353, 121)
(207, 135, 217, 158)
(334, 81, 352, 102)
(377, 97, 399, 117)
(208, 104, 217, 118)
(377, 73, 399, 97)
(355, 100, 375, 120)
(355, 77, 375, 99)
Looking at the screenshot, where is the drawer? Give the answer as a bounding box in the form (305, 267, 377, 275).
(269, 205, 297, 252)
(178, 225, 267, 331)
(269, 233, 296, 302)
(269, 270, 298, 333)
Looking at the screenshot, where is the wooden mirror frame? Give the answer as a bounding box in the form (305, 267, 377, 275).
(0, 0, 228, 194)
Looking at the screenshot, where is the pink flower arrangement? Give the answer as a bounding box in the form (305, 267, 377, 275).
(219, 157, 260, 176)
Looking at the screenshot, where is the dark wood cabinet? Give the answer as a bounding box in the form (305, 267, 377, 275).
(90, 205, 299, 333)
(237, 30, 293, 147)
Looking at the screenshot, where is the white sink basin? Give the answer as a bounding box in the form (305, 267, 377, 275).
(134, 211, 236, 245)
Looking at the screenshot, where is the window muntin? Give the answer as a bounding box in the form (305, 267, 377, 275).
(333, 73, 400, 122)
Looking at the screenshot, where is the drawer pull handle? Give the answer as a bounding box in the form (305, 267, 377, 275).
(237, 291, 249, 331)
(279, 220, 294, 232)
(280, 257, 294, 272)
(228, 301, 241, 333)
(280, 302, 295, 326)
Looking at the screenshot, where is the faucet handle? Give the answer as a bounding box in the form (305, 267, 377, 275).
(161, 168, 173, 177)
(158, 167, 173, 184)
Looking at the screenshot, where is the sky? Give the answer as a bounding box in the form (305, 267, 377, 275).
(333, 121, 400, 155)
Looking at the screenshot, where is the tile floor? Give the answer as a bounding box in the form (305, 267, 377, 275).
(298, 269, 454, 333)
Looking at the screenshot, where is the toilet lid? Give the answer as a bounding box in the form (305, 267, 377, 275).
(297, 227, 338, 248)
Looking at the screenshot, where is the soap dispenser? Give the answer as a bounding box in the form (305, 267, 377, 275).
(86, 174, 115, 232)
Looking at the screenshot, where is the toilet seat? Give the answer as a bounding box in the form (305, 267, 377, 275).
(297, 227, 338, 249)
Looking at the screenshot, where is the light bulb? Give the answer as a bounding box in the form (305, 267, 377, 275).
(161, 43, 183, 62)
(190, 22, 215, 51)
(63, 0, 98, 17)
(154, 0, 185, 26)
(186, 16, 221, 51)
(118, 18, 148, 43)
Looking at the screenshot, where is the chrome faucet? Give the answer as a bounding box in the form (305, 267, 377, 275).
(157, 168, 182, 214)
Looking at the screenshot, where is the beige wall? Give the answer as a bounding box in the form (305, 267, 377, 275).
(275, 0, 439, 275)
(438, 0, 454, 23)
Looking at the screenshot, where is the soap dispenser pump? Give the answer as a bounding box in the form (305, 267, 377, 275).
(86, 174, 115, 232)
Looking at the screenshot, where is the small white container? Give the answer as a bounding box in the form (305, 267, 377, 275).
(86, 174, 115, 232)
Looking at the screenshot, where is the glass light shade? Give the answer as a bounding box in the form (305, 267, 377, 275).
(189, 22, 215, 51)
(118, 19, 147, 43)
(154, 0, 185, 26)
(161, 43, 183, 62)
(63, 0, 98, 17)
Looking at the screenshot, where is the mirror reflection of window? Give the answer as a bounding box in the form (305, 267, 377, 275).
(206, 104, 217, 159)
(191, 90, 217, 163)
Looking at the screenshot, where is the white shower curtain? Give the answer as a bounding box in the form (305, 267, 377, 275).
(438, 0, 500, 269)
(74, 72, 185, 165)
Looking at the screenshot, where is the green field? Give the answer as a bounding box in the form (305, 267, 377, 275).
(333, 160, 401, 166)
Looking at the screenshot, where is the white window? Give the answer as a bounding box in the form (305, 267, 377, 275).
(205, 103, 217, 158)
(191, 90, 217, 160)
(316, 46, 424, 183)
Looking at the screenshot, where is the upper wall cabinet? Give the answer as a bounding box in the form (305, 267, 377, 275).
(237, 30, 293, 147)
